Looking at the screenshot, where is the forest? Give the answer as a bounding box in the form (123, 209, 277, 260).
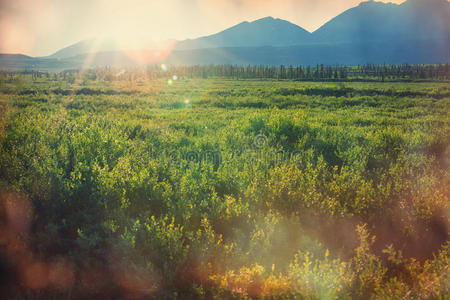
(0, 65, 449, 299)
(3, 63, 449, 82)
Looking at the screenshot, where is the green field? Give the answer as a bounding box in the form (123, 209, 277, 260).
(0, 71, 449, 299)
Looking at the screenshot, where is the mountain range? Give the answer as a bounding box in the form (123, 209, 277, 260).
(1, 0, 449, 69)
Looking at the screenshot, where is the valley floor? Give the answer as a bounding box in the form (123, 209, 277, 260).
(0, 75, 449, 298)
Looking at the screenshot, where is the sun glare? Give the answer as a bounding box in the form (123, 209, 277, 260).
(121, 39, 176, 64)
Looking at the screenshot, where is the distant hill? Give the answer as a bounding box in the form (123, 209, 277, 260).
(0, 54, 80, 70)
(49, 38, 121, 59)
(175, 17, 312, 50)
(312, 0, 450, 43)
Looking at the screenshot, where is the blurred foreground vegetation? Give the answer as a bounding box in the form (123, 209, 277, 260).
(0, 67, 449, 299)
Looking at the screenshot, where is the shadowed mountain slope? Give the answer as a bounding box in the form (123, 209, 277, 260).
(175, 17, 312, 50)
(312, 0, 450, 43)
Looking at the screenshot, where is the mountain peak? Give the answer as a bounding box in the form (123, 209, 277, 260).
(402, 0, 449, 6)
(358, 0, 397, 8)
(404, 0, 447, 3)
(254, 16, 275, 21)
(313, 0, 449, 43)
(175, 17, 311, 50)
(251, 16, 283, 23)
(249, 16, 300, 27)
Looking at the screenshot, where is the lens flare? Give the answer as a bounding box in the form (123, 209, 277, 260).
(23, 261, 49, 290)
(48, 258, 75, 289)
(116, 69, 126, 77)
(0, 18, 35, 54)
(123, 45, 175, 65)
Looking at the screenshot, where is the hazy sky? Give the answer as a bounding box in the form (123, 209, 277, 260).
(0, 0, 405, 57)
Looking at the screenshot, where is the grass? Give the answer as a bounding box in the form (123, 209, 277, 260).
(0, 71, 449, 299)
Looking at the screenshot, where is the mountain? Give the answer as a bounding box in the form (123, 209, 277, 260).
(49, 38, 121, 59)
(312, 0, 450, 43)
(1, 0, 449, 69)
(48, 17, 312, 59)
(3, 38, 448, 70)
(166, 39, 449, 65)
(175, 17, 312, 50)
(0, 54, 35, 69)
(0, 54, 80, 70)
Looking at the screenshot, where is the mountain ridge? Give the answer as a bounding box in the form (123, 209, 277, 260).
(47, 0, 449, 60)
(1, 0, 448, 68)
(49, 17, 313, 59)
(312, 0, 449, 43)
(174, 16, 312, 51)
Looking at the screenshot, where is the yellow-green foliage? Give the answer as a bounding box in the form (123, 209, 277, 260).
(0, 72, 448, 299)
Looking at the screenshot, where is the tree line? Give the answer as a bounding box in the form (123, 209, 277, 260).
(156, 64, 450, 81)
(1, 63, 449, 82)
